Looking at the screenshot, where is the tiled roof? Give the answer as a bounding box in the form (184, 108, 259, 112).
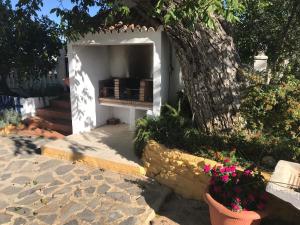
(99, 21, 162, 33)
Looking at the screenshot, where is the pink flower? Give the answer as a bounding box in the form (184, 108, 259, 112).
(244, 170, 252, 176)
(230, 165, 236, 172)
(234, 197, 241, 203)
(221, 175, 229, 183)
(203, 164, 211, 173)
(220, 167, 226, 173)
(224, 158, 230, 163)
(231, 203, 241, 211)
(225, 167, 231, 172)
(232, 172, 237, 177)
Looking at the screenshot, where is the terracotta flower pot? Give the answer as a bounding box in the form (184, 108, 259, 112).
(204, 191, 268, 225)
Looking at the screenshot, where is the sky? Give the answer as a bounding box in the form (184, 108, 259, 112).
(10, 0, 99, 23)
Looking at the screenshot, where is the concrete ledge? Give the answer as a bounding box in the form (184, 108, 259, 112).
(41, 140, 146, 177)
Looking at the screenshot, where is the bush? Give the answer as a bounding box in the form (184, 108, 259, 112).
(0, 120, 6, 129)
(240, 74, 300, 163)
(0, 109, 21, 127)
(241, 75, 300, 139)
(134, 103, 250, 165)
(134, 103, 197, 157)
(135, 73, 300, 168)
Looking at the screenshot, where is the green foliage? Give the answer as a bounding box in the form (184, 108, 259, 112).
(155, 0, 244, 29)
(234, 0, 300, 73)
(0, 120, 6, 129)
(135, 79, 300, 167)
(0, 109, 21, 128)
(47, 0, 245, 40)
(241, 75, 300, 137)
(2, 109, 22, 125)
(0, 0, 62, 88)
(240, 73, 300, 162)
(134, 103, 251, 166)
(134, 103, 197, 157)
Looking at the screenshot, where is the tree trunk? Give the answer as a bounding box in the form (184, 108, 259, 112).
(165, 21, 242, 133)
(130, 1, 243, 134)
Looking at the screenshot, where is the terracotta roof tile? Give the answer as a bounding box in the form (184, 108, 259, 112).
(99, 21, 161, 34)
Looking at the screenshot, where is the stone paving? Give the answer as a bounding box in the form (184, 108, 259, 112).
(0, 136, 171, 225)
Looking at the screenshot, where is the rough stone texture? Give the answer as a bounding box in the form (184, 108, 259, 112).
(142, 140, 216, 200)
(143, 140, 272, 201)
(0, 136, 171, 225)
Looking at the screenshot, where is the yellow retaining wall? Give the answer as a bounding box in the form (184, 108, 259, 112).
(142, 140, 300, 222)
(142, 140, 218, 200)
(0, 124, 17, 136)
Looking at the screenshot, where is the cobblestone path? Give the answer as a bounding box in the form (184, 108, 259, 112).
(0, 136, 171, 225)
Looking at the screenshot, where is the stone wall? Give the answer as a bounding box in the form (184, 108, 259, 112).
(142, 140, 300, 222)
(142, 140, 218, 200)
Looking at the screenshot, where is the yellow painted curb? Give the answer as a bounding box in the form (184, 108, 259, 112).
(41, 146, 146, 177)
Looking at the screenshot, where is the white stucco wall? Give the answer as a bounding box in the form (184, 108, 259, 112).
(160, 33, 171, 105)
(68, 31, 164, 133)
(68, 45, 112, 133)
(19, 97, 55, 119)
(68, 29, 183, 133)
(55, 49, 67, 85)
(109, 45, 129, 77)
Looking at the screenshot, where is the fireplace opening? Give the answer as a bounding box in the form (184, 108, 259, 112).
(99, 44, 153, 109)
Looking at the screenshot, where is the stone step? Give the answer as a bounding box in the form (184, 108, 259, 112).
(50, 99, 71, 110)
(43, 119, 72, 135)
(41, 130, 146, 177)
(25, 117, 72, 135)
(37, 108, 71, 121)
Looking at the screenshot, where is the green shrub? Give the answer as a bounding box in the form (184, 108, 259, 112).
(241, 75, 300, 139)
(240, 74, 300, 162)
(0, 109, 21, 126)
(134, 103, 197, 157)
(135, 73, 300, 167)
(0, 120, 7, 129)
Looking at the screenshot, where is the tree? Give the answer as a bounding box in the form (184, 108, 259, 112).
(47, 0, 245, 134)
(234, 0, 300, 75)
(0, 0, 62, 95)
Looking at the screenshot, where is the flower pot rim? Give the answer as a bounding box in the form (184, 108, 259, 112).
(204, 191, 268, 220)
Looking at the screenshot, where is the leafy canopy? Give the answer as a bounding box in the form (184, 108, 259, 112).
(45, 0, 245, 40)
(155, 0, 244, 29)
(234, 0, 300, 73)
(0, 0, 62, 83)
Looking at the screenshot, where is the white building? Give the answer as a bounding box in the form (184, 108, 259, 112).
(68, 23, 183, 134)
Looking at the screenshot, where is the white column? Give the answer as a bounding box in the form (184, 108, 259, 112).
(254, 51, 268, 72)
(152, 37, 162, 116)
(129, 108, 136, 131)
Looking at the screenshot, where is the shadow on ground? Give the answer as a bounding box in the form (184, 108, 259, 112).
(151, 194, 210, 225)
(150, 193, 299, 225)
(7, 135, 53, 155)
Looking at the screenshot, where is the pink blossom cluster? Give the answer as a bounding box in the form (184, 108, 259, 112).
(203, 159, 268, 212)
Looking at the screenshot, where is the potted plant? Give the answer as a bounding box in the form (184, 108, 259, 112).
(203, 159, 269, 225)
